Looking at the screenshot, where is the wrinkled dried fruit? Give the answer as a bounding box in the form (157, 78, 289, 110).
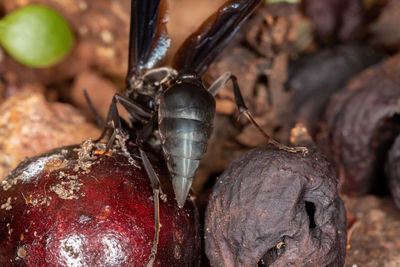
(205, 146, 346, 267)
(245, 3, 309, 58)
(325, 54, 400, 195)
(286, 44, 382, 136)
(301, 0, 363, 44)
(0, 140, 200, 266)
(385, 135, 400, 209)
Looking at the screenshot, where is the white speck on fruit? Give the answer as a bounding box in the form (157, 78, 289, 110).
(50, 178, 81, 200)
(6, 223, 13, 236)
(101, 233, 126, 265)
(1, 197, 12, 210)
(78, 215, 91, 224)
(60, 234, 86, 266)
(174, 244, 182, 260)
(2, 180, 12, 191)
(160, 192, 167, 202)
(17, 246, 26, 258)
(18, 155, 64, 183)
(74, 139, 96, 172)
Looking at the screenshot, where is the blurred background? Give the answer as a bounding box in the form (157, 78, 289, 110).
(0, 0, 400, 266)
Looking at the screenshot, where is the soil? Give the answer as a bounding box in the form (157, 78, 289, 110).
(345, 195, 400, 267)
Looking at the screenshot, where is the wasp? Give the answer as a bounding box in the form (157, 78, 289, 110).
(88, 0, 307, 210)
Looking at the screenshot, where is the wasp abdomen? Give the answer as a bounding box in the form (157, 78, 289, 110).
(158, 82, 215, 207)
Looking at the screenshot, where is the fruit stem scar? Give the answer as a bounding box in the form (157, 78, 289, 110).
(147, 188, 160, 267)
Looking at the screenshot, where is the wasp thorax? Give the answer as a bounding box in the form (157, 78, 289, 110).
(129, 67, 178, 111)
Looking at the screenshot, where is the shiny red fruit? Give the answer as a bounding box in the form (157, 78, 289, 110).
(0, 140, 200, 266)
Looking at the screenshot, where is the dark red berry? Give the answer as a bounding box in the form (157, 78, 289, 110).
(0, 140, 200, 266)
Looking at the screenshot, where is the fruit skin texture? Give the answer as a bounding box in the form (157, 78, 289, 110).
(205, 146, 347, 267)
(0, 5, 74, 67)
(0, 141, 200, 266)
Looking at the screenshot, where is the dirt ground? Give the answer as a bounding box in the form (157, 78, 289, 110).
(345, 195, 400, 267)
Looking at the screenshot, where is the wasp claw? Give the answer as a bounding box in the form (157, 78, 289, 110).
(172, 177, 192, 208)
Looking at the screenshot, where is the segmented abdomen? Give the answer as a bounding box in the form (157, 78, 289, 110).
(158, 82, 215, 181)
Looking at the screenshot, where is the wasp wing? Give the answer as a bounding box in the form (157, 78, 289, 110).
(172, 0, 262, 75)
(126, 0, 170, 85)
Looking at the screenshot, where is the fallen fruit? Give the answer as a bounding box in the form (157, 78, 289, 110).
(286, 44, 382, 136)
(385, 135, 400, 209)
(0, 5, 74, 67)
(0, 139, 200, 266)
(301, 0, 363, 44)
(205, 145, 347, 267)
(324, 54, 400, 195)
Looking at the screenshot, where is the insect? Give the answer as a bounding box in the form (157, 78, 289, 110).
(89, 0, 307, 210)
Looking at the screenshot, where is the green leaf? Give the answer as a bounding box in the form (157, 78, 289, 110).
(0, 5, 74, 68)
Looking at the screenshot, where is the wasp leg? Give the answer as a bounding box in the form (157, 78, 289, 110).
(208, 72, 231, 96)
(98, 93, 153, 152)
(135, 114, 162, 266)
(136, 113, 158, 146)
(140, 146, 161, 267)
(209, 72, 308, 153)
(112, 93, 153, 118)
(100, 94, 123, 152)
(135, 114, 162, 193)
(139, 148, 160, 190)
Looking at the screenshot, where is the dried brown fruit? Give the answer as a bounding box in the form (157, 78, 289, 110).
(203, 3, 309, 147)
(385, 135, 400, 209)
(286, 44, 382, 136)
(205, 146, 346, 267)
(301, 0, 364, 44)
(244, 3, 311, 58)
(324, 54, 400, 195)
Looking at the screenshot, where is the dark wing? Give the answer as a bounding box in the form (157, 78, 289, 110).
(126, 0, 170, 85)
(172, 0, 262, 75)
